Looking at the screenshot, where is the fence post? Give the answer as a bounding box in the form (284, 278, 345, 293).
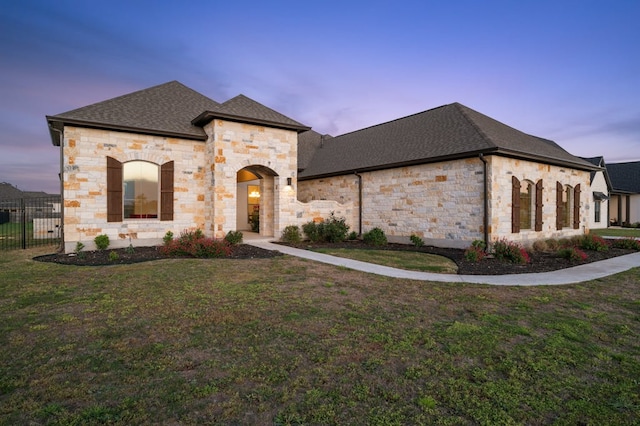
(21, 197, 26, 249)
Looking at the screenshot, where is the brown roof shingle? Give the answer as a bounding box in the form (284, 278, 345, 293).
(299, 103, 597, 179)
(47, 81, 220, 145)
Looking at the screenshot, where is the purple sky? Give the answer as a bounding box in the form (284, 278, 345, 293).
(2, 0, 639, 194)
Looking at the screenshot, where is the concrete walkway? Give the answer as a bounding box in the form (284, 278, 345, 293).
(245, 237, 640, 286)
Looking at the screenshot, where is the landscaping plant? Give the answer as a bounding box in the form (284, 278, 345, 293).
(93, 234, 110, 250)
(492, 238, 530, 264)
(410, 234, 424, 247)
(363, 227, 387, 246)
(224, 230, 244, 245)
(281, 225, 302, 243)
(161, 229, 232, 258)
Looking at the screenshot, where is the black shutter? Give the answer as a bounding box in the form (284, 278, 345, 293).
(161, 161, 174, 221)
(573, 184, 581, 229)
(535, 179, 543, 231)
(107, 157, 123, 222)
(556, 181, 563, 230)
(512, 176, 520, 233)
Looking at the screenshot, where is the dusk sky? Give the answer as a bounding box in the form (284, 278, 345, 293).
(2, 0, 639, 194)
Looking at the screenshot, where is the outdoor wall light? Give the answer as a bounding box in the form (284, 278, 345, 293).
(286, 177, 292, 186)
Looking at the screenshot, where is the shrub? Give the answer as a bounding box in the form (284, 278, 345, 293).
(558, 247, 588, 262)
(464, 246, 486, 262)
(94, 234, 110, 251)
(532, 240, 548, 253)
(410, 234, 424, 247)
(126, 244, 135, 254)
(108, 251, 120, 262)
(348, 231, 358, 240)
(302, 212, 350, 243)
(492, 239, 530, 264)
(363, 228, 387, 246)
(163, 231, 174, 245)
(302, 221, 322, 242)
(322, 213, 350, 243)
(74, 241, 85, 253)
(545, 239, 560, 251)
(161, 229, 232, 258)
(471, 239, 486, 251)
(611, 237, 640, 250)
(224, 230, 243, 245)
(579, 234, 610, 252)
(281, 225, 302, 243)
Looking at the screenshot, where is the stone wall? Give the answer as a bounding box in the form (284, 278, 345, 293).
(488, 156, 591, 245)
(61, 126, 206, 252)
(299, 156, 592, 248)
(299, 159, 485, 248)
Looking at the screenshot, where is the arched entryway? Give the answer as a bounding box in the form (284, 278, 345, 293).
(236, 165, 278, 236)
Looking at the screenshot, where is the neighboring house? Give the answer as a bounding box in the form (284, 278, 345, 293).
(47, 81, 598, 252)
(580, 157, 612, 229)
(607, 160, 640, 226)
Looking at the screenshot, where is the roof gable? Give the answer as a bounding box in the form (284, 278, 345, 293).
(192, 94, 310, 132)
(47, 81, 220, 145)
(300, 102, 596, 179)
(607, 161, 640, 193)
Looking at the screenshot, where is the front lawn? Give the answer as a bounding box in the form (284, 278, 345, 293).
(311, 248, 458, 273)
(1, 248, 639, 424)
(592, 227, 640, 238)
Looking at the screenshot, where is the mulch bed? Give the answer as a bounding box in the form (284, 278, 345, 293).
(34, 239, 636, 275)
(277, 240, 637, 275)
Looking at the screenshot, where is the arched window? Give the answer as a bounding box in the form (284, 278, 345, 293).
(124, 161, 159, 219)
(520, 181, 534, 230)
(556, 182, 581, 229)
(107, 157, 173, 222)
(512, 177, 543, 233)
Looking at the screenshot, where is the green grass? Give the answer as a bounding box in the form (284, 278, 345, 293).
(1, 247, 639, 424)
(312, 248, 458, 273)
(0, 222, 59, 250)
(592, 228, 640, 238)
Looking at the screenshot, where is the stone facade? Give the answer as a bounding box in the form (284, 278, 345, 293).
(488, 156, 591, 245)
(299, 156, 592, 248)
(60, 123, 353, 252)
(61, 126, 207, 252)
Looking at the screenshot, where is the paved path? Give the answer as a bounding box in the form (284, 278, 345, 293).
(246, 238, 640, 286)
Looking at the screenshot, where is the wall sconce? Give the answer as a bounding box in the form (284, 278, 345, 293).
(286, 177, 292, 186)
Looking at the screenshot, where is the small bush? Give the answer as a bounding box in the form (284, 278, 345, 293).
(558, 247, 588, 262)
(108, 251, 120, 262)
(410, 234, 424, 247)
(363, 228, 387, 246)
(545, 239, 560, 251)
(348, 231, 358, 240)
(302, 221, 322, 242)
(532, 240, 548, 253)
(163, 231, 174, 245)
(579, 234, 610, 252)
(322, 213, 350, 243)
(74, 241, 85, 253)
(464, 246, 486, 262)
(611, 238, 640, 250)
(126, 244, 135, 254)
(224, 230, 243, 245)
(302, 212, 350, 243)
(94, 234, 110, 251)
(493, 239, 529, 264)
(281, 225, 302, 243)
(161, 229, 232, 258)
(471, 239, 486, 251)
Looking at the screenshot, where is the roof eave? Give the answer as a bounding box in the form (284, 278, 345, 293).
(493, 148, 600, 172)
(192, 111, 311, 133)
(46, 116, 208, 144)
(299, 149, 499, 181)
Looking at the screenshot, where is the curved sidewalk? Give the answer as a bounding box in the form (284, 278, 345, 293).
(246, 239, 640, 286)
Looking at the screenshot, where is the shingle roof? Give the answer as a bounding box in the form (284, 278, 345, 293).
(192, 94, 310, 132)
(47, 81, 220, 145)
(299, 103, 597, 179)
(298, 130, 332, 172)
(607, 161, 640, 193)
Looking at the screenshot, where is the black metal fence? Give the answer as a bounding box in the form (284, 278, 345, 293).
(0, 196, 61, 250)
